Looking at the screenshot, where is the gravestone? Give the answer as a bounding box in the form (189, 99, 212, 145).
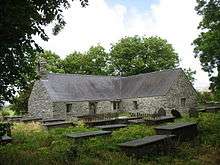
(188, 107, 198, 118)
(158, 108, 166, 116)
(118, 135, 175, 157)
(171, 109, 182, 118)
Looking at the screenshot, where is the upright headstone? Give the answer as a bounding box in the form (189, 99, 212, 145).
(171, 109, 182, 118)
(189, 107, 198, 118)
(158, 107, 166, 116)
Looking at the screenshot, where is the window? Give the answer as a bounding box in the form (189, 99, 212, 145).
(133, 101, 138, 110)
(181, 98, 186, 107)
(89, 102, 97, 115)
(66, 104, 72, 113)
(113, 101, 120, 110)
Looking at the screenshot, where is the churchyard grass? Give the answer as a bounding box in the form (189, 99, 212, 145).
(0, 113, 219, 165)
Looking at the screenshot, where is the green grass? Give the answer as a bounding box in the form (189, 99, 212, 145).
(0, 113, 220, 165)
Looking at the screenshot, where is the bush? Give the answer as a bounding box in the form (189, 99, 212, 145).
(0, 113, 219, 164)
(0, 106, 15, 118)
(111, 125, 155, 143)
(1, 111, 10, 117)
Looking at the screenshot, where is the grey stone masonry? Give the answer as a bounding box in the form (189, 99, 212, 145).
(28, 80, 53, 119)
(166, 71, 198, 113)
(28, 69, 198, 120)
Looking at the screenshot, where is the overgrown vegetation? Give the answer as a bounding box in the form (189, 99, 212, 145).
(0, 113, 220, 164)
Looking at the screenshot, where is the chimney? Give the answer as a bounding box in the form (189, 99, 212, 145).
(37, 58, 48, 79)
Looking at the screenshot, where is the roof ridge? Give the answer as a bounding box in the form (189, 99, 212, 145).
(48, 72, 119, 78)
(121, 68, 182, 79)
(47, 68, 182, 79)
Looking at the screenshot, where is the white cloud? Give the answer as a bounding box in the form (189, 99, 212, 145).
(38, 0, 210, 91)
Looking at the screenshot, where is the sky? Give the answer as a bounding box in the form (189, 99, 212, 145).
(38, 0, 210, 91)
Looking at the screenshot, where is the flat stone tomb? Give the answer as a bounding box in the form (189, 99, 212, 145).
(42, 118, 65, 123)
(4, 116, 22, 122)
(66, 130, 112, 140)
(118, 135, 175, 157)
(0, 135, 13, 144)
(145, 116, 175, 125)
(94, 124, 127, 131)
(128, 119, 146, 124)
(205, 106, 220, 113)
(155, 122, 197, 141)
(21, 117, 42, 122)
(197, 108, 206, 113)
(85, 118, 117, 127)
(43, 121, 74, 129)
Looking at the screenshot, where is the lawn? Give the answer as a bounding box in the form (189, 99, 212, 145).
(0, 113, 220, 165)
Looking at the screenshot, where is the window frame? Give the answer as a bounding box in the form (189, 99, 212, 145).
(180, 98, 186, 107)
(66, 104, 72, 113)
(112, 101, 120, 110)
(133, 101, 138, 110)
(89, 102, 97, 115)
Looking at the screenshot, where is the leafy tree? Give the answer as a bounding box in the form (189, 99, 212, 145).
(109, 36, 179, 76)
(39, 50, 64, 73)
(0, 0, 88, 104)
(63, 45, 108, 75)
(193, 0, 220, 93)
(63, 51, 86, 74)
(84, 45, 109, 75)
(183, 68, 196, 84)
(11, 84, 33, 115)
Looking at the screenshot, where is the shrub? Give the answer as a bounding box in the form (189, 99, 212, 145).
(111, 125, 155, 143)
(1, 111, 10, 117)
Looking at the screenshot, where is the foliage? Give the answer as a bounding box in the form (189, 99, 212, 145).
(10, 50, 65, 115)
(111, 125, 155, 143)
(109, 36, 179, 76)
(0, 113, 220, 164)
(63, 45, 109, 75)
(0, 0, 88, 105)
(0, 111, 10, 118)
(197, 91, 220, 103)
(198, 91, 214, 103)
(10, 84, 33, 115)
(62, 36, 180, 77)
(39, 50, 65, 73)
(193, 0, 220, 92)
(183, 68, 196, 84)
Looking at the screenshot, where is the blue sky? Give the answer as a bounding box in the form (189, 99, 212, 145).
(106, 0, 159, 12)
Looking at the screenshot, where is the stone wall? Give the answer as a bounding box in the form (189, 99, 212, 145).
(121, 96, 169, 114)
(28, 71, 197, 119)
(28, 80, 53, 119)
(52, 100, 116, 120)
(166, 71, 198, 113)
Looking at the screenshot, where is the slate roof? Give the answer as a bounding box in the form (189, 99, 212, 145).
(41, 68, 183, 102)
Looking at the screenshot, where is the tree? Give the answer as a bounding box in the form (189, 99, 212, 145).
(10, 84, 33, 115)
(109, 36, 179, 76)
(39, 50, 64, 73)
(63, 45, 108, 75)
(193, 0, 220, 94)
(183, 68, 196, 84)
(0, 0, 88, 104)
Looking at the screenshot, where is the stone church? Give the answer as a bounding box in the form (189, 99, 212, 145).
(28, 61, 198, 120)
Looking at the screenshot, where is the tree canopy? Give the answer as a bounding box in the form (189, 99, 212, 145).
(0, 0, 88, 104)
(39, 51, 65, 73)
(110, 36, 179, 76)
(193, 0, 220, 98)
(63, 45, 108, 75)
